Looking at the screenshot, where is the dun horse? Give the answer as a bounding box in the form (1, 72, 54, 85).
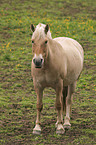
(31, 23, 84, 134)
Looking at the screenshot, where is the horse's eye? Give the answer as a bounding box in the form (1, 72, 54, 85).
(32, 40, 34, 44)
(45, 40, 48, 44)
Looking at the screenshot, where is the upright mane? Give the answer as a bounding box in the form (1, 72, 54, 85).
(32, 23, 52, 39)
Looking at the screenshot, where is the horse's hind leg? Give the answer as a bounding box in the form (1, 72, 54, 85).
(64, 81, 76, 129)
(62, 86, 68, 114)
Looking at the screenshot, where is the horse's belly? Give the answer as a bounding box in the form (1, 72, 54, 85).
(63, 72, 78, 86)
(61, 56, 83, 86)
(61, 58, 83, 86)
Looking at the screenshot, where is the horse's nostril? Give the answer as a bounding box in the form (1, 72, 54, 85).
(33, 58, 35, 64)
(41, 59, 43, 63)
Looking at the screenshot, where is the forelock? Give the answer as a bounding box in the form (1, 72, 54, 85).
(32, 23, 52, 39)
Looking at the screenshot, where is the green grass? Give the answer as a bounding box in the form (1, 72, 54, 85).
(0, 0, 96, 144)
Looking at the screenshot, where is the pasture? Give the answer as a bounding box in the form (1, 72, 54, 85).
(0, 0, 96, 144)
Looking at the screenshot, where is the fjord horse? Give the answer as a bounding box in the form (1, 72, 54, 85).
(31, 23, 84, 134)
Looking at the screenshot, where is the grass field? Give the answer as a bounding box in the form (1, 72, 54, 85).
(0, 0, 96, 144)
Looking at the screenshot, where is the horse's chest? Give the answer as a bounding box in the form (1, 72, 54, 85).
(45, 71, 57, 83)
(34, 70, 59, 88)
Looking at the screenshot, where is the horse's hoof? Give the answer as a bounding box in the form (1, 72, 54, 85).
(56, 129, 65, 134)
(33, 130, 41, 135)
(56, 124, 65, 134)
(64, 124, 71, 130)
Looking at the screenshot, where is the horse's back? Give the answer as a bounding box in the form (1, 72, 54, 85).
(53, 37, 84, 84)
(54, 37, 84, 59)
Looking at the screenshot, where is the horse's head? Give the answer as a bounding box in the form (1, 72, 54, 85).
(31, 23, 52, 68)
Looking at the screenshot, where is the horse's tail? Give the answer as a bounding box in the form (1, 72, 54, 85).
(62, 86, 68, 114)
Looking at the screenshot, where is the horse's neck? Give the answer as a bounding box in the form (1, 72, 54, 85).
(46, 38, 67, 78)
(48, 38, 65, 60)
(47, 38, 65, 68)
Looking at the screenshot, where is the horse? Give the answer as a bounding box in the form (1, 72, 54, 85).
(30, 23, 84, 134)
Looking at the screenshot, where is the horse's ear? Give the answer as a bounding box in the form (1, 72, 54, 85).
(31, 24, 35, 32)
(45, 24, 49, 34)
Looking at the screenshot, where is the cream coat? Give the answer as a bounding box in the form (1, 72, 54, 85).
(31, 23, 84, 134)
(32, 37, 84, 89)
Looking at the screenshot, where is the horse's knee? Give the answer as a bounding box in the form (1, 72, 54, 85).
(37, 103, 43, 112)
(55, 102, 61, 110)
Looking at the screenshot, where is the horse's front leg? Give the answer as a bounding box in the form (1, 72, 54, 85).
(55, 82, 65, 134)
(33, 88, 43, 135)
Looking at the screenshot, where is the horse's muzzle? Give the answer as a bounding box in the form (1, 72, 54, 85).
(33, 58, 44, 68)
